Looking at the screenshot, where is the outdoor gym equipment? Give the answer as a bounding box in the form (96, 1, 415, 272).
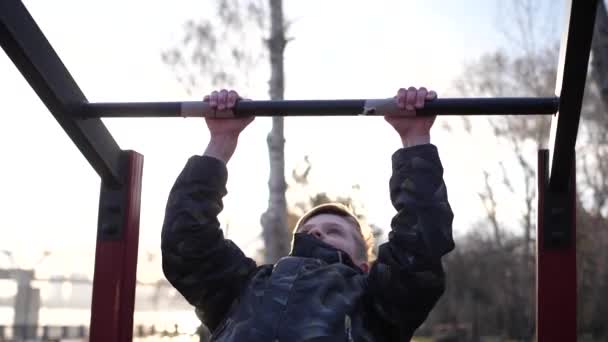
(0, 0, 600, 341)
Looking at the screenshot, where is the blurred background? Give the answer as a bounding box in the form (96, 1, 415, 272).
(1, 0, 607, 341)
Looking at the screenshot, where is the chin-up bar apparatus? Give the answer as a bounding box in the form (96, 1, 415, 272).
(83, 97, 559, 118)
(0, 0, 600, 341)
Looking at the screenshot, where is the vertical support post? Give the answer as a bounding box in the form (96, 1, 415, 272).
(89, 150, 144, 342)
(13, 270, 39, 340)
(549, 0, 598, 192)
(537, 149, 577, 342)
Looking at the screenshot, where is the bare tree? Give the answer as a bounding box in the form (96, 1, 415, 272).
(163, 0, 291, 264)
(454, 45, 555, 278)
(286, 156, 383, 257)
(440, 1, 561, 339)
(260, 0, 290, 263)
(592, 0, 608, 108)
(439, 1, 608, 339)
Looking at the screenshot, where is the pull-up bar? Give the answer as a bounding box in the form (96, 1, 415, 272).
(83, 97, 559, 118)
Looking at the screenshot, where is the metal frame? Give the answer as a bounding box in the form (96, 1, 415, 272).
(0, 2, 143, 342)
(0, 0, 123, 187)
(0, 0, 599, 341)
(550, 0, 599, 193)
(537, 150, 577, 342)
(90, 150, 143, 342)
(533, 1, 599, 341)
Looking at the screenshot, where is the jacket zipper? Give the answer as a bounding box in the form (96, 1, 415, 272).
(345, 315, 354, 342)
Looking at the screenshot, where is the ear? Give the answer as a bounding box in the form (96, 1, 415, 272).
(358, 262, 370, 273)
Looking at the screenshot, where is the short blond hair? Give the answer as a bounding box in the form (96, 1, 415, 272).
(294, 203, 374, 262)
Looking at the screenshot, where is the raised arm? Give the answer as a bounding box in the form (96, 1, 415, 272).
(367, 87, 455, 340)
(161, 90, 257, 330)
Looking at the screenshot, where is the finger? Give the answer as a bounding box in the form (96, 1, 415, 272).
(209, 91, 219, 108)
(426, 90, 438, 100)
(218, 89, 228, 110)
(415, 87, 427, 109)
(227, 90, 239, 109)
(397, 88, 407, 109)
(406, 87, 417, 111)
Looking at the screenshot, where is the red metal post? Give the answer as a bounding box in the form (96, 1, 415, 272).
(537, 149, 577, 341)
(89, 150, 144, 342)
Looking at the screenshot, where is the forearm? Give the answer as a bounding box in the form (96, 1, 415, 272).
(204, 134, 239, 163)
(400, 133, 430, 148)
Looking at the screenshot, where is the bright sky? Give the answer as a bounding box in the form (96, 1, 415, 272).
(0, 0, 567, 282)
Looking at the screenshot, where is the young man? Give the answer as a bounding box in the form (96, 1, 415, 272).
(161, 87, 455, 341)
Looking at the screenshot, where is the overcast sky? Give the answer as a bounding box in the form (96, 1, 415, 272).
(0, 0, 568, 283)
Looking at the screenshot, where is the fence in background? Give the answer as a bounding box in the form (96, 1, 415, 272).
(0, 324, 191, 341)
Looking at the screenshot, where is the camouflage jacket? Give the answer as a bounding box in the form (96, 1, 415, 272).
(161, 144, 455, 342)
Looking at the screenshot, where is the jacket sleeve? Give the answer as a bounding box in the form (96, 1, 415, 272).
(367, 144, 455, 341)
(161, 155, 257, 331)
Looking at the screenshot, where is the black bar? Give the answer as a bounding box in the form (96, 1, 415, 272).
(83, 97, 559, 117)
(549, 0, 599, 192)
(0, 0, 123, 185)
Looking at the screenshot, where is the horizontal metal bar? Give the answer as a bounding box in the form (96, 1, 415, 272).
(0, 0, 123, 186)
(548, 0, 599, 192)
(83, 97, 559, 118)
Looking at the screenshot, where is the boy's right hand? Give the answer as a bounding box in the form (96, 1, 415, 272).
(204, 89, 254, 138)
(203, 89, 254, 163)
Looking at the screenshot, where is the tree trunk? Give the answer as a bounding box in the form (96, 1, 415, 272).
(261, 0, 289, 263)
(592, 0, 608, 108)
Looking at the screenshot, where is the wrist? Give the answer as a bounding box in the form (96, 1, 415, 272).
(204, 135, 239, 163)
(209, 132, 240, 141)
(400, 134, 430, 147)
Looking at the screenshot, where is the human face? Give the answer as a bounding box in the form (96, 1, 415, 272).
(297, 213, 369, 272)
